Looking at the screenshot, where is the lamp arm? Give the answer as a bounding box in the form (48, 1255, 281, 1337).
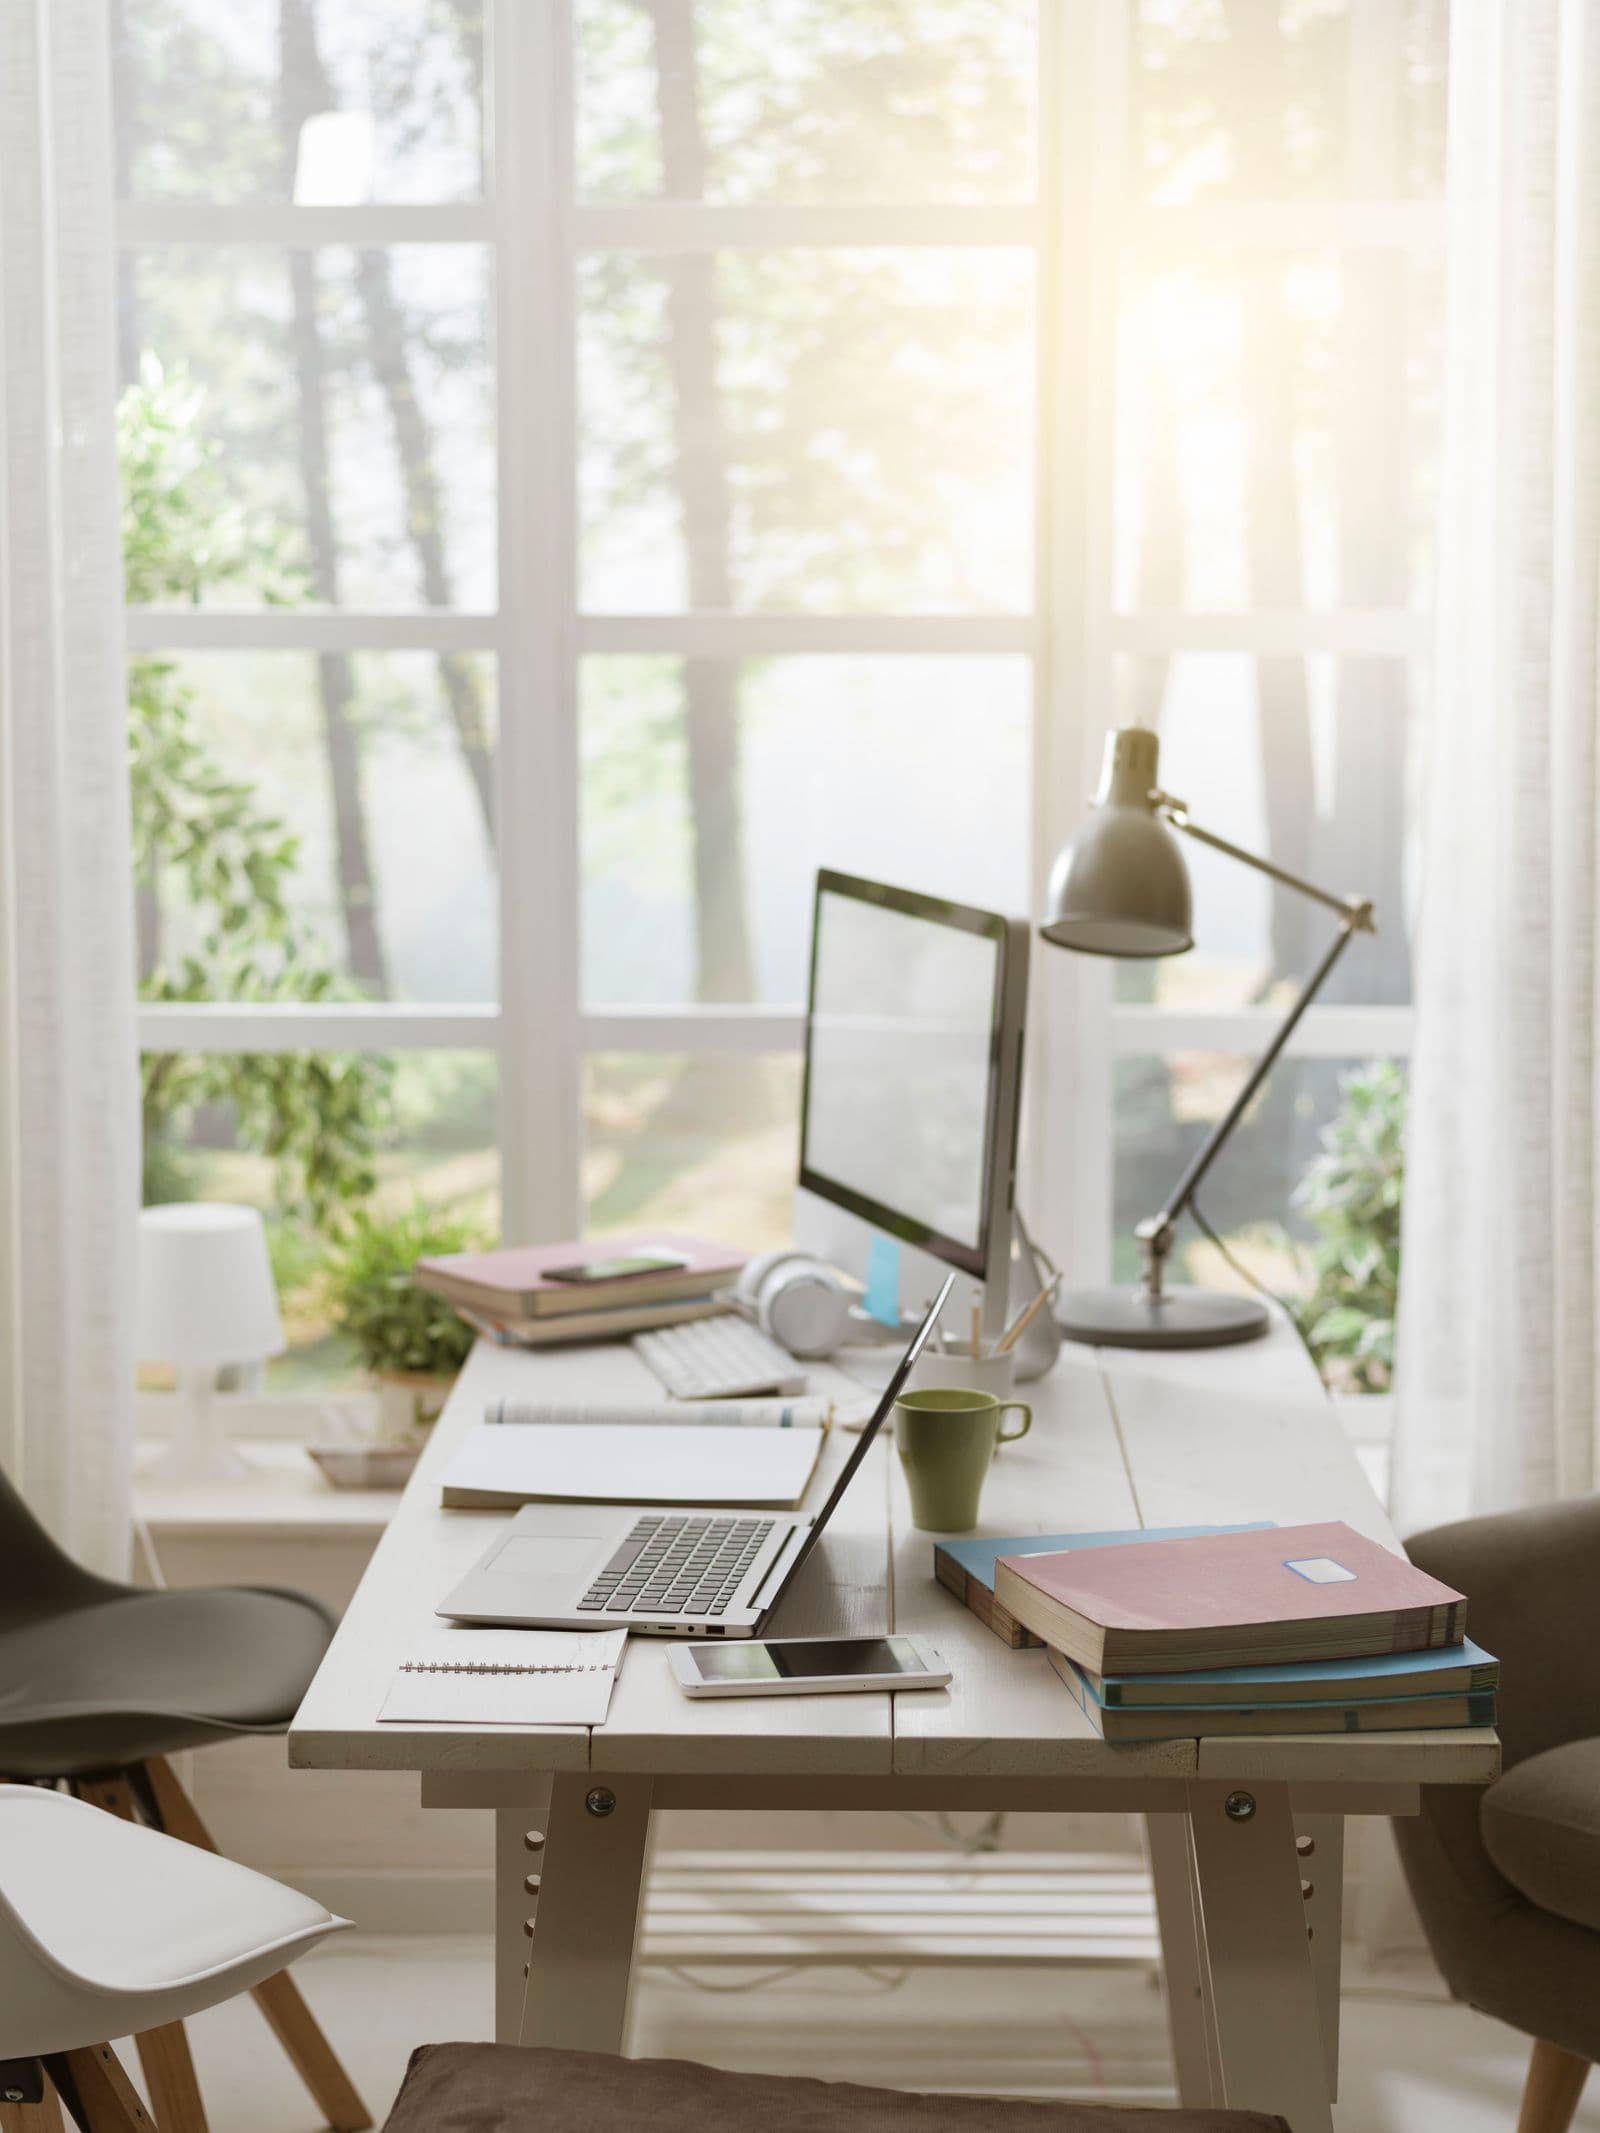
(1133, 815, 1376, 1299)
(1155, 797, 1376, 930)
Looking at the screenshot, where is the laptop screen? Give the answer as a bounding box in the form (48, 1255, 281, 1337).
(763, 1272, 954, 1602)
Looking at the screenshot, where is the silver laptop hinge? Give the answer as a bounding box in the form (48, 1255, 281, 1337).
(747, 1520, 812, 1612)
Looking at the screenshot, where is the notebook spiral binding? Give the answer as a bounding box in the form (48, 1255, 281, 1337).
(397, 1660, 603, 1676)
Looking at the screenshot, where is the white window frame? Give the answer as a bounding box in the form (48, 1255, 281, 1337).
(126, 2, 1433, 1367)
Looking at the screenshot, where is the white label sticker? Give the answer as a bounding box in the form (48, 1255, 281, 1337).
(1285, 1556, 1358, 1584)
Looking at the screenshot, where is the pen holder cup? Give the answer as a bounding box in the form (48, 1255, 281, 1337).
(908, 1350, 1016, 1404)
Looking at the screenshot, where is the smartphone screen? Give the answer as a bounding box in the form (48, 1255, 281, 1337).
(688, 1637, 929, 1684)
(543, 1250, 690, 1285)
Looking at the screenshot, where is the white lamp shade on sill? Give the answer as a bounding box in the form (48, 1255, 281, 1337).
(135, 1203, 286, 1367)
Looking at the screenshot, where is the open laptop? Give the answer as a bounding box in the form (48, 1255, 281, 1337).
(438, 1273, 953, 1638)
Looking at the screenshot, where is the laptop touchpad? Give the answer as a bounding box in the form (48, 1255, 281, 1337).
(489, 1535, 602, 1578)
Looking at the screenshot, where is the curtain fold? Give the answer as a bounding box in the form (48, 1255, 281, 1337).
(0, 0, 139, 1572)
(1392, 0, 1600, 1533)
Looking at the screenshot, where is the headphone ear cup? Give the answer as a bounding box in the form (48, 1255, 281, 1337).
(735, 1247, 804, 1312)
(762, 1264, 852, 1358)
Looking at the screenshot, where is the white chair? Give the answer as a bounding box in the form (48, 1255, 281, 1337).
(0, 1783, 350, 2130)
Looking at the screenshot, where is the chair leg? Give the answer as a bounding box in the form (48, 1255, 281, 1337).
(1517, 2039, 1592, 2133)
(66, 1783, 209, 2133)
(46, 2047, 157, 2133)
(141, 1759, 371, 2132)
(0, 2064, 66, 2131)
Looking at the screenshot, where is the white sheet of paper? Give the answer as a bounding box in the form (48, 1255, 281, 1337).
(438, 1420, 824, 1508)
(378, 1628, 626, 1726)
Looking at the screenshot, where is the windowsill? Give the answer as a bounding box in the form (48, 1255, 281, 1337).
(134, 1440, 400, 1542)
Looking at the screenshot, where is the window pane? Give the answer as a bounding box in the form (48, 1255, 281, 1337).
(1133, 1, 1449, 204)
(585, 1054, 801, 1247)
(581, 655, 1031, 1006)
(576, 0, 1036, 205)
(1114, 251, 1442, 613)
(141, 1049, 498, 1390)
(1108, 657, 1419, 1009)
(1114, 1053, 1404, 1390)
(124, 247, 493, 609)
(133, 652, 497, 1004)
(579, 249, 1033, 614)
(115, 0, 485, 203)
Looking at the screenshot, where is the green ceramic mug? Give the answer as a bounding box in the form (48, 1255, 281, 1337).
(893, 1385, 1032, 1533)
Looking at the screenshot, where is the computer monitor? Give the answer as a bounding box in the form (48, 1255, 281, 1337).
(794, 870, 1029, 1344)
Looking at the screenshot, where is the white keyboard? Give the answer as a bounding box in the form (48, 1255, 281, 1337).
(633, 1315, 808, 1399)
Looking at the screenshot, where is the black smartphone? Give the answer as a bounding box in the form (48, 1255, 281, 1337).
(542, 1249, 691, 1285)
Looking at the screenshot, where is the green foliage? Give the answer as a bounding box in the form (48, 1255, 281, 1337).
(322, 1202, 489, 1382)
(1292, 1062, 1407, 1394)
(120, 360, 391, 1222)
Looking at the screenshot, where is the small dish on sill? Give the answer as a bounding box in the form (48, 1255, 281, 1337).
(307, 1444, 421, 1491)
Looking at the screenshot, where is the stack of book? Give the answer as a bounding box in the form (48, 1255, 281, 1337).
(936, 1521, 1497, 1741)
(414, 1234, 747, 1348)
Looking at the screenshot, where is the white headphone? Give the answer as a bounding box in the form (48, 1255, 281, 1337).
(734, 1248, 854, 1358)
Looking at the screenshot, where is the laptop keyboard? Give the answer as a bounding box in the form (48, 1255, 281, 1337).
(578, 1513, 778, 1617)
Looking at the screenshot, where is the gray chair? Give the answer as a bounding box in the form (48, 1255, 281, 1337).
(0, 1464, 369, 2132)
(1397, 1496, 1600, 2133)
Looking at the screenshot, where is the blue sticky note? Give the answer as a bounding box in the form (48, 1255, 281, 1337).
(863, 1235, 901, 1327)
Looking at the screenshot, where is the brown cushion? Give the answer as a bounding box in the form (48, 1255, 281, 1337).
(380, 2043, 1289, 2132)
(1481, 1736, 1600, 1933)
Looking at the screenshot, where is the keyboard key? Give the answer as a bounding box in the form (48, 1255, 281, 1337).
(599, 1536, 652, 1580)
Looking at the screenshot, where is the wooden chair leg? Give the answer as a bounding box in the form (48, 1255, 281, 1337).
(0, 2073, 66, 2131)
(47, 2047, 157, 2133)
(1518, 2040, 1592, 2133)
(66, 1784, 208, 2133)
(141, 1760, 371, 2132)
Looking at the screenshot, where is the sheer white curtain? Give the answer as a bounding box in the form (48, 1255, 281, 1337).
(1392, 0, 1600, 1533)
(0, 0, 138, 1572)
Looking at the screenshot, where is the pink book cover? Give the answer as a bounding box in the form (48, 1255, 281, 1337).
(416, 1234, 747, 1307)
(1000, 1522, 1465, 1636)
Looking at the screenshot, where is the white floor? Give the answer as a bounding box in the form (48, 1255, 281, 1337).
(155, 1935, 1598, 2131)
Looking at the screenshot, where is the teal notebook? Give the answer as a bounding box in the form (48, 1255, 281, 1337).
(934, 1524, 1273, 1650)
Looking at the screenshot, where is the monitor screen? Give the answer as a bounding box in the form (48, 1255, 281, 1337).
(799, 874, 1011, 1276)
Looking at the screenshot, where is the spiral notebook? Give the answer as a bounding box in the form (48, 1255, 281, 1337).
(378, 1629, 626, 1726)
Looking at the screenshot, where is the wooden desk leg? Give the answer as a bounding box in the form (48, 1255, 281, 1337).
(1143, 1812, 1216, 2106)
(516, 1773, 654, 2056)
(1187, 1779, 1334, 2133)
(1295, 1810, 1344, 2101)
(494, 1775, 554, 2045)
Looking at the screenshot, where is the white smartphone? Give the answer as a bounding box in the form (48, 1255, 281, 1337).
(668, 1634, 951, 1699)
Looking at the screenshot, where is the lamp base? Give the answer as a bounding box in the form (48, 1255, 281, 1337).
(1058, 1284, 1269, 1351)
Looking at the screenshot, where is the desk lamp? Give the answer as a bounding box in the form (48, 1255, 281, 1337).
(136, 1203, 286, 1480)
(1040, 725, 1375, 1349)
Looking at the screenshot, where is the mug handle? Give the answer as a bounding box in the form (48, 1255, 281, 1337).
(995, 1401, 1032, 1444)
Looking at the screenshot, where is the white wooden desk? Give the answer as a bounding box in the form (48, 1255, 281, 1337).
(289, 1324, 1498, 2129)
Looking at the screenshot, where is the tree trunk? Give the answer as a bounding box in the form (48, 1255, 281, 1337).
(279, 0, 389, 996)
(354, 245, 495, 843)
(642, 0, 755, 1005)
(1324, 0, 1410, 1005)
(111, 0, 164, 982)
(1225, 0, 1317, 994)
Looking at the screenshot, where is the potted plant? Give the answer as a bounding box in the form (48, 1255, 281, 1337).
(324, 1201, 489, 1447)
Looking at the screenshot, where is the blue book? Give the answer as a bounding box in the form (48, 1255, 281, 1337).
(1048, 1646, 1498, 1741)
(934, 1524, 1274, 1650)
(1089, 1636, 1500, 1709)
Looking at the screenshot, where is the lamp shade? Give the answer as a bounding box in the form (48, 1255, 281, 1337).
(1039, 726, 1194, 957)
(135, 1203, 286, 1367)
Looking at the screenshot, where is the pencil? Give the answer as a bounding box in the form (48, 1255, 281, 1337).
(995, 1273, 1063, 1356)
(970, 1302, 981, 1359)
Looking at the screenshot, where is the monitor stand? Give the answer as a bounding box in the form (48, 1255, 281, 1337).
(837, 1211, 1063, 1383)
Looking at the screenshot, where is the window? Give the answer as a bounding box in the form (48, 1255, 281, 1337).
(119, 1, 1442, 1400)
